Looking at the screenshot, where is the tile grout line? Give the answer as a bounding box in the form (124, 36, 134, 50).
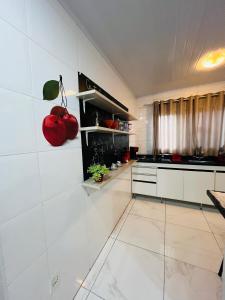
(116, 239, 165, 258)
(113, 199, 136, 239)
(202, 210, 224, 256)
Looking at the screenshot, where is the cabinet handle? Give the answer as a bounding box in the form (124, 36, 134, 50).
(133, 180, 156, 184)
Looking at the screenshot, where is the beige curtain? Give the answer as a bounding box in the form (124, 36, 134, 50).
(153, 91, 225, 156)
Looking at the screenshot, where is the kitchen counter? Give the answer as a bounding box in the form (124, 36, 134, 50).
(134, 161, 225, 172)
(137, 158, 225, 167)
(137, 154, 225, 167)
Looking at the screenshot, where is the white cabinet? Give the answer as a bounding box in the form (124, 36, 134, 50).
(132, 181, 157, 196)
(183, 171, 214, 205)
(215, 172, 225, 192)
(157, 169, 183, 200)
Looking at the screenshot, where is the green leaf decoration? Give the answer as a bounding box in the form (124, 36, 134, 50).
(43, 80, 59, 100)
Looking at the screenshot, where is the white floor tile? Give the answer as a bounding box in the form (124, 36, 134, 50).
(83, 238, 115, 290)
(92, 240, 164, 300)
(74, 287, 89, 300)
(87, 292, 103, 300)
(118, 214, 164, 254)
(214, 233, 225, 253)
(164, 256, 222, 300)
(203, 209, 225, 235)
(130, 198, 165, 221)
(165, 223, 222, 272)
(166, 202, 211, 232)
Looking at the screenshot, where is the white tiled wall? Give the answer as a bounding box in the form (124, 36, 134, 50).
(0, 1, 136, 299)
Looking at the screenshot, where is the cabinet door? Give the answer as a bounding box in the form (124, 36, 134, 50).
(133, 181, 157, 196)
(215, 172, 225, 192)
(157, 169, 183, 200)
(183, 171, 214, 205)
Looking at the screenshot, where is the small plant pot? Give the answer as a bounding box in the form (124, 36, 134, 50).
(94, 174, 104, 183)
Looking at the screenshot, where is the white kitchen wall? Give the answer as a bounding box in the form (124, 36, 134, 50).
(135, 81, 225, 154)
(0, 1, 136, 299)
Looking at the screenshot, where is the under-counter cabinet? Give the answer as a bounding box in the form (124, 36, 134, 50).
(183, 170, 214, 205)
(215, 172, 225, 192)
(132, 166, 157, 196)
(157, 168, 183, 200)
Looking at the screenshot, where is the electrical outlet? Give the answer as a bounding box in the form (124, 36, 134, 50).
(51, 274, 60, 293)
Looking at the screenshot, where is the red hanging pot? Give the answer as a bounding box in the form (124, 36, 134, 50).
(62, 113, 79, 140)
(42, 114, 67, 146)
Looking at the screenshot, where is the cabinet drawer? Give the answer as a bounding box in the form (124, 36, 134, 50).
(132, 167, 157, 175)
(132, 181, 156, 196)
(132, 174, 156, 182)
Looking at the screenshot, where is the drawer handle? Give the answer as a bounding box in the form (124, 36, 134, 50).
(133, 180, 156, 184)
(132, 173, 156, 176)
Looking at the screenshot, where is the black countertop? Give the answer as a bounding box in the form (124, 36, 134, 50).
(136, 154, 225, 167)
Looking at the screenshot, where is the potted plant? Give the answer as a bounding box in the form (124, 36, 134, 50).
(87, 164, 110, 183)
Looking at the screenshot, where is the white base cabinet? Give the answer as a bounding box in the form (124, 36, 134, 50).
(157, 169, 183, 200)
(215, 172, 225, 192)
(132, 181, 157, 196)
(133, 162, 225, 206)
(183, 171, 214, 205)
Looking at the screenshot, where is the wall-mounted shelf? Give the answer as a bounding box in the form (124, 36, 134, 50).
(76, 90, 137, 121)
(83, 161, 134, 191)
(80, 126, 132, 145)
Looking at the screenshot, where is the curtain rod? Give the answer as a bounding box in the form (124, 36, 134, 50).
(158, 92, 223, 103)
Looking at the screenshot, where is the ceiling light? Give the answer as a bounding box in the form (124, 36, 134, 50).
(196, 48, 225, 70)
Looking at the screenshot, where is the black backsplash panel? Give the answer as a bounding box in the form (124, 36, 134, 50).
(78, 73, 129, 180)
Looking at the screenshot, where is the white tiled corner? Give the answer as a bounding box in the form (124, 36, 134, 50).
(164, 256, 222, 300)
(29, 40, 78, 105)
(92, 240, 164, 300)
(0, 153, 41, 224)
(118, 214, 165, 254)
(27, 0, 78, 69)
(33, 100, 80, 152)
(83, 238, 115, 290)
(38, 148, 83, 202)
(0, 18, 31, 94)
(1, 205, 46, 284)
(7, 254, 50, 300)
(0, 0, 27, 33)
(0, 88, 36, 155)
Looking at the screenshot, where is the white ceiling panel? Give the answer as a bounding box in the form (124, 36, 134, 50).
(60, 0, 225, 97)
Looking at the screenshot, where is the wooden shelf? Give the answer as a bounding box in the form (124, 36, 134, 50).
(76, 90, 137, 121)
(80, 126, 132, 145)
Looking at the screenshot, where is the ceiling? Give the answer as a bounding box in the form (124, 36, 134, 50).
(61, 0, 225, 98)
